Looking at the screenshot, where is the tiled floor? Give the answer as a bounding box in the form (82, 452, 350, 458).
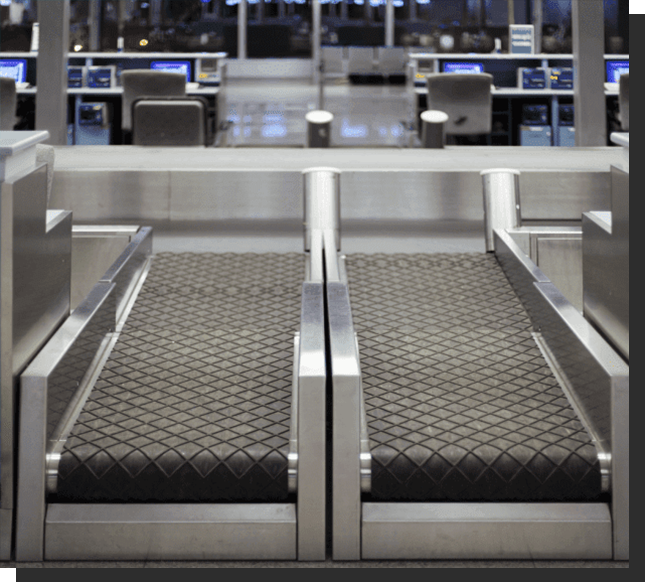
(224, 79, 413, 148)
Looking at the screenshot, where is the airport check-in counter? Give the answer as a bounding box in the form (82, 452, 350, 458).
(1, 135, 629, 562)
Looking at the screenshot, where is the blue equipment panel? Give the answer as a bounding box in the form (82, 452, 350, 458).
(558, 105, 574, 126)
(556, 126, 575, 147)
(0, 59, 27, 84)
(443, 62, 484, 74)
(150, 60, 192, 82)
(87, 66, 115, 88)
(606, 60, 629, 83)
(520, 125, 552, 146)
(67, 66, 85, 88)
(519, 68, 547, 89)
(549, 67, 573, 90)
(76, 103, 111, 145)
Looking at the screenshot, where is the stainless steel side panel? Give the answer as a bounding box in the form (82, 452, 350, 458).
(362, 503, 612, 560)
(44, 504, 297, 561)
(71, 227, 137, 311)
(0, 508, 10, 560)
(582, 167, 629, 360)
(16, 282, 116, 562)
(327, 282, 362, 561)
(51, 167, 609, 224)
(49, 170, 171, 222)
(169, 171, 302, 221)
(297, 282, 326, 561)
(99, 226, 152, 323)
(535, 236, 583, 312)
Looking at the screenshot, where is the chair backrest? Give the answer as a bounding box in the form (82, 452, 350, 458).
(0, 77, 17, 130)
(426, 73, 493, 136)
(121, 70, 186, 131)
(132, 97, 207, 146)
(377, 47, 406, 75)
(322, 46, 344, 75)
(619, 73, 629, 131)
(348, 47, 375, 75)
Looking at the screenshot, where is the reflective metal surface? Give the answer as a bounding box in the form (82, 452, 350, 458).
(297, 282, 326, 561)
(16, 282, 116, 561)
(362, 503, 612, 560)
(45, 504, 297, 561)
(327, 282, 361, 561)
(303, 167, 340, 252)
(583, 166, 629, 360)
(481, 169, 521, 252)
(71, 227, 137, 311)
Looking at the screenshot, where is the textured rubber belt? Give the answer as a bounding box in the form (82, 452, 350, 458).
(345, 253, 602, 502)
(56, 253, 304, 502)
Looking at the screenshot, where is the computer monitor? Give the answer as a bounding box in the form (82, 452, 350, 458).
(606, 60, 629, 83)
(0, 59, 27, 84)
(443, 62, 484, 74)
(150, 61, 192, 83)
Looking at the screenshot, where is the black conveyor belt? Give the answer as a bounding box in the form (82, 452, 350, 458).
(57, 253, 304, 502)
(345, 253, 602, 502)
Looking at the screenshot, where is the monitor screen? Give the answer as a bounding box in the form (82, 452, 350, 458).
(443, 62, 484, 74)
(606, 60, 629, 83)
(0, 59, 27, 84)
(150, 61, 192, 82)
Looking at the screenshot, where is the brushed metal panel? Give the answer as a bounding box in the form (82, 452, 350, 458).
(71, 234, 130, 311)
(341, 171, 482, 221)
(536, 237, 583, 312)
(362, 502, 612, 560)
(583, 167, 629, 361)
(12, 168, 72, 375)
(45, 504, 297, 560)
(49, 170, 171, 222)
(0, 508, 10, 560)
(519, 171, 610, 221)
(169, 170, 302, 221)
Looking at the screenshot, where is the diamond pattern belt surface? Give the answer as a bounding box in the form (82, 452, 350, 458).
(57, 253, 304, 502)
(345, 253, 602, 502)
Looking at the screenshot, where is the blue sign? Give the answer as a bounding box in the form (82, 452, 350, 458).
(510, 25, 534, 54)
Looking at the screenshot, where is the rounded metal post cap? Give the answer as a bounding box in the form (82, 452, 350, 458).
(302, 166, 341, 175)
(305, 110, 334, 124)
(420, 110, 449, 124)
(480, 168, 521, 176)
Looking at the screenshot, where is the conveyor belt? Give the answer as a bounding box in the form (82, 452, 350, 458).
(345, 253, 602, 502)
(57, 253, 304, 502)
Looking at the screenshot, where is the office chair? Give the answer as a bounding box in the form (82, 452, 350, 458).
(132, 97, 208, 146)
(121, 70, 186, 139)
(0, 77, 17, 130)
(426, 73, 493, 143)
(377, 46, 406, 83)
(618, 73, 629, 132)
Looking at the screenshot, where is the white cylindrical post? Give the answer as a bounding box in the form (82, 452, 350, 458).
(420, 110, 448, 148)
(306, 110, 334, 148)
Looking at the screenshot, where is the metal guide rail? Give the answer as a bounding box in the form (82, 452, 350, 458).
(16, 229, 327, 561)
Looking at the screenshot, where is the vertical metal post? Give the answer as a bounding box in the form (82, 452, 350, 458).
(303, 167, 341, 250)
(612, 376, 630, 560)
(385, 0, 395, 47)
(341, 0, 348, 19)
(410, 0, 416, 20)
(89, 0, 101, 52)
(238, 0, 247, 60)
(150, 0, 162, 26)
(508, 0, 515, 24)
(572, 0, 606, 146)
(36, 0, 70, 145)
(313, 0, 322, 85)
(481, 169, 521, 252)
(532, 0, 542, 53)
(278, 0, 285, 19)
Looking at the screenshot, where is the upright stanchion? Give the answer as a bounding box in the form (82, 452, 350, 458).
(303, 167, 341, 252)
(481, 168, 521, 252)
(420, 110, 448, 148)
(305, 110, 334, 148)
